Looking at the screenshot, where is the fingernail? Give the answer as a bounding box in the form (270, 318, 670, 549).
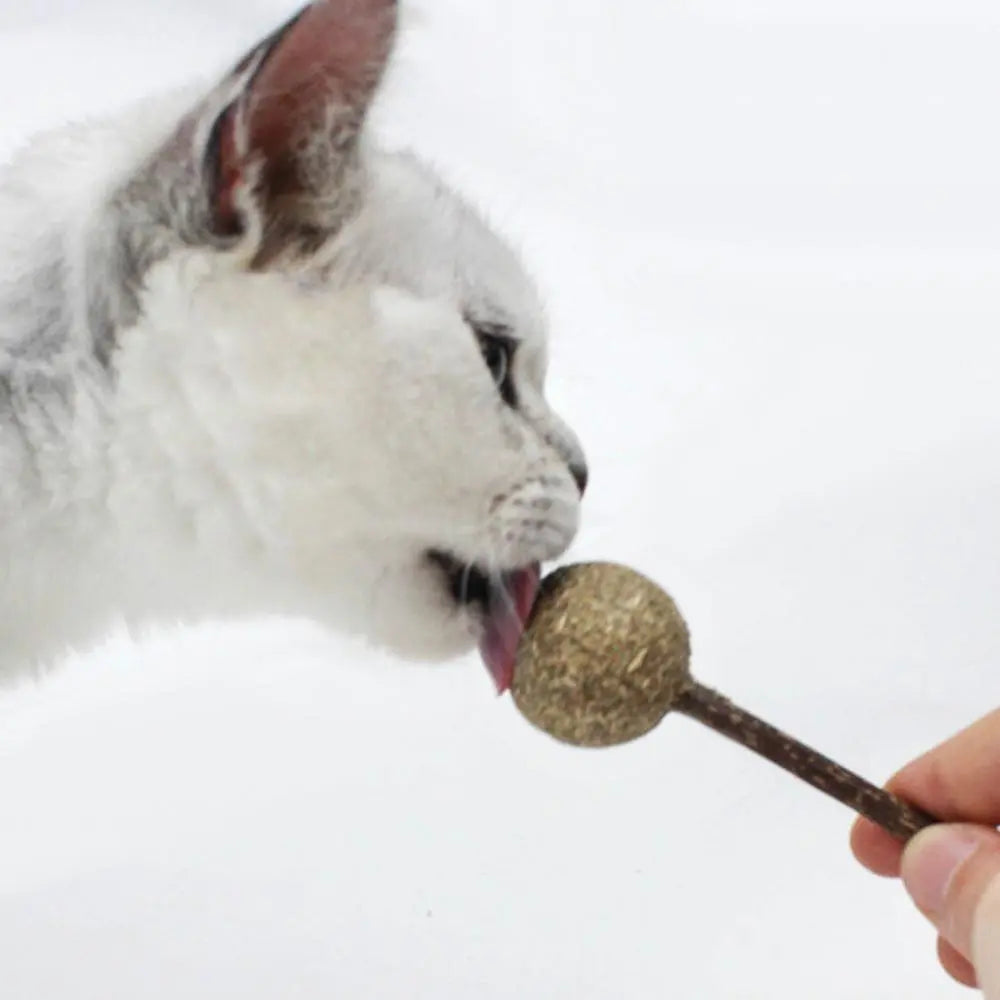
(903, 827, 980, 917)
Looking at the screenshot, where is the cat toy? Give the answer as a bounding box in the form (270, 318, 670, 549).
(511, 562, 936, 841)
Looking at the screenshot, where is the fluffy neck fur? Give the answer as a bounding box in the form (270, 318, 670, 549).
(0, 93, 254, 671)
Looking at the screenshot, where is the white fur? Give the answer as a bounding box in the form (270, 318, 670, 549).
(0, 30, 584, 681)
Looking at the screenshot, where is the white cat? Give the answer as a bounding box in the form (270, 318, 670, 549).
(0, 0, 586, 691)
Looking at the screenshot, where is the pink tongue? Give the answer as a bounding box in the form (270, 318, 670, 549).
(478, 564, 541, 695)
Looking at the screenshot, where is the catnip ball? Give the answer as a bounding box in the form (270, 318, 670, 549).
(511, 562, 692, 748)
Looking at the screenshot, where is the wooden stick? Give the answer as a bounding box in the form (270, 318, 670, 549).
(678, 683, 936, 841)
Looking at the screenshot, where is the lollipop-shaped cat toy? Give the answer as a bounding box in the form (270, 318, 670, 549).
(511, 562, 935, 841)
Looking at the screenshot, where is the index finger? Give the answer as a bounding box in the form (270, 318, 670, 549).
(851, 709, 1000, 878)
(891, 708, 1000, 825)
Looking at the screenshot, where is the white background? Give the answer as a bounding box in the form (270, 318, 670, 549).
(1, 1, 999, 996)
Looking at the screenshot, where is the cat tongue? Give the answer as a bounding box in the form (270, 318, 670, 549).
(479, 565, 541, 695)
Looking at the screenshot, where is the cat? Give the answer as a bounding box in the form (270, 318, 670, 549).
(0, 0, 586, 693)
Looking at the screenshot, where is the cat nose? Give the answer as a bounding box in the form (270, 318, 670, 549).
(569, 462, 589, 497)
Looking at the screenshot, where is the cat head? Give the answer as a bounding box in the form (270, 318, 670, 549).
(107, 0, 586, 689)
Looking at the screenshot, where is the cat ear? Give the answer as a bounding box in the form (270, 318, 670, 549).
(207, 0, 397, 250)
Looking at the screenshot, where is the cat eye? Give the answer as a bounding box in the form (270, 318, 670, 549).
(472, 323, 518, 407)
(481, 335, 511, 385)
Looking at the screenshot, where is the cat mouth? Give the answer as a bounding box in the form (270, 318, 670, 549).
(427, 551, 541, 694)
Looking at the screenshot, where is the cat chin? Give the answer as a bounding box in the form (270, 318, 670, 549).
(299, 550, 482, 667)
(357, 592, 481, 667)
(370, 618, 479, 666)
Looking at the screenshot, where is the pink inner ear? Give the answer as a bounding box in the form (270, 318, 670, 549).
(249, 0, 396, 135)
(216, 0, 396, 230)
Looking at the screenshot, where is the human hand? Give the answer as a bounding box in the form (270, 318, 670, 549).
(852, 709, 1000, 992)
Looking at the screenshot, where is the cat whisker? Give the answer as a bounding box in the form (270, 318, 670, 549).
(458, 562, 475, 606)
(483, 541, 519, 622)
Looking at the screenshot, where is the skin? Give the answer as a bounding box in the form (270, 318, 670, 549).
(852, 708, 1000, 991)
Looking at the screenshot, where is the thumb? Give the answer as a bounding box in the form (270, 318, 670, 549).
(902, 824, 1000, 995)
